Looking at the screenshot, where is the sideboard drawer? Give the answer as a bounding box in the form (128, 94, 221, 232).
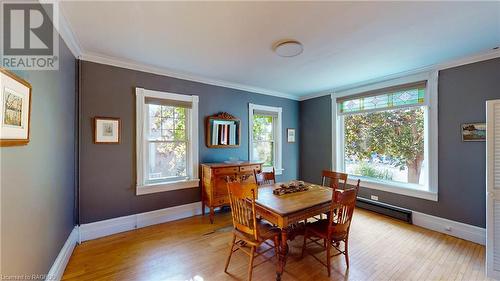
(201, 162, 262, 224)
(213, 167, 239, 175)
(240, 165, 261, 172)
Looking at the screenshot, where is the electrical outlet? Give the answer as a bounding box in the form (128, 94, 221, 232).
(370, 195, 379, 201)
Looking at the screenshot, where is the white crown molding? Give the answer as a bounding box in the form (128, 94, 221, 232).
(57, 4, 83, 58)
(301, 47, 500, 101)
(438, 47, 500, 70)
(78, 201, 203, 242)
(412, 211, 486, 245)
(298, 91, 333, 101)
(49, 1, 297, 100)
(47, 226, 79, 281)
(40, 0, 83, 58)
(80, 52, 299, 101)
(51, 2, 498, 102)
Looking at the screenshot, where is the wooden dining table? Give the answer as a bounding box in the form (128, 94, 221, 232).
(255, 182, 335, 281)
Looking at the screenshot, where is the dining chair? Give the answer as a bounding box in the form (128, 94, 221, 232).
(311, 170, 349, 221)
(224, 179, 280, 281)
(301, 179, 360, 276)
(254, 167, 276, 186)
(321, 170, 348, 190)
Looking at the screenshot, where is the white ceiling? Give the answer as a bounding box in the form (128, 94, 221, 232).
(60, 1, 500, 99)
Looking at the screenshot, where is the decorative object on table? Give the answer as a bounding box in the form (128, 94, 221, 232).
(461, 122, 486, 142)
(273, 180, 309, 196)
(206, 112, 240, 148)
(94, 117, 121, 144)
(0, 68, 32, 147)
(287, 128, 296, 143)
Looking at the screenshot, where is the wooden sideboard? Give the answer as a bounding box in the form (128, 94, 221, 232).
(201, 161, 262, 223)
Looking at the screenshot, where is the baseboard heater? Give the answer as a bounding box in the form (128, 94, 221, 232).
(356, 197, 412, 223)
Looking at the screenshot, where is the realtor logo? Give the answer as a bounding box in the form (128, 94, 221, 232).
(1, 1, 59, 70)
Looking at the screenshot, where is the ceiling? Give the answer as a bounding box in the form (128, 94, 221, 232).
(60, 1, 500, 99)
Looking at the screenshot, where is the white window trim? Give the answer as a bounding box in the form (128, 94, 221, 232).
(248, 103, 283, 175)
(135, 87, 199, 195)
(331, 71, 439, 201)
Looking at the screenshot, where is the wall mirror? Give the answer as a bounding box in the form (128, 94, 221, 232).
(206, 112, 240, 148)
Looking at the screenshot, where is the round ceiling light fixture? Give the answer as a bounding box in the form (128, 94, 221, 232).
(273, 39, 303, 57)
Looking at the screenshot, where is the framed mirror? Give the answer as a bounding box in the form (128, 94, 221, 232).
(206, 112, 240, 148)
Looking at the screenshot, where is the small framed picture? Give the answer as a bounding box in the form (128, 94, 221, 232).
(94, 117, 121, 144)
(461, 123, 486, 142)
(287, 128, 296, 143)
(0, 68, 32, 147)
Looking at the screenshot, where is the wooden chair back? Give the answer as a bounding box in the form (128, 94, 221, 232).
(321, 170, 348, 190)
(254, 168, 276, 185)
(227, 180, 259, 241)
(328, 179, 360, 236)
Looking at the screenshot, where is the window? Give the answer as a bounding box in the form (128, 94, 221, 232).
(334, 73, 438, 201)
(249, 103, 283, 175)
(136, 88, 199, 195)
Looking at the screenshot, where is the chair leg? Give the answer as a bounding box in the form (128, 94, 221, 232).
(274, 235, 280, 261)
(248, 246, 256, 281)
(224, 235, 236, 273)
(326, 239, 332, 277)
(301, 231, 308, 258)
(344, 237, 350, 268)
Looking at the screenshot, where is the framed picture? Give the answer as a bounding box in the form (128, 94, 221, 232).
(287, 128, 296, 143)
(94, 117, 121, 144)
(461, 123, 486, 142)
(0, 68, 32, 147)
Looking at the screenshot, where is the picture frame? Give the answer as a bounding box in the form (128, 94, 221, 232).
(94, 117, 121, 144)
(0, 68, 32, 147)
(287, 128, 296, 143)
(461, 122, 486, 142)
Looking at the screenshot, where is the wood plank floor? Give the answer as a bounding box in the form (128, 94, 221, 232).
(63, 208, 489, 281)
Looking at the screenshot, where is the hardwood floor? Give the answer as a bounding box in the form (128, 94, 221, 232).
(63, 208, 489, 281)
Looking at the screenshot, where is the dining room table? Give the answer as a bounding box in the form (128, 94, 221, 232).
(255, 182, 336, 281)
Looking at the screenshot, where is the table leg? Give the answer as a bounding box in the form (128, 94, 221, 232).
(276, 229, 288, 281)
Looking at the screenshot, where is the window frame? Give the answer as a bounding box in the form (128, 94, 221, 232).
(136, 88, 199, 195)
(332, 71, 438, 201)
(249, 103, 283, 175)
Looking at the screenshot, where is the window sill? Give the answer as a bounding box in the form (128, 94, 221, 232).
(136, 179, 200, 195)
(347, 177, 438, 201)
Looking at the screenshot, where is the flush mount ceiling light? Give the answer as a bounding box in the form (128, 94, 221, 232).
(273, 39, 303, 57)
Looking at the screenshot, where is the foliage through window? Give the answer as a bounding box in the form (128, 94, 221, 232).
(344, 107, 425, 186)
(147, 104, 188, 182)
(252, 114, 274, 167)
(338, 81, 430, 191)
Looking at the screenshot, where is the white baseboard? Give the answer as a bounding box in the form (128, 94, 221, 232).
(47, 226, 79, 281)
(412, 211, 486, 245)
(79, 201, 203, 242)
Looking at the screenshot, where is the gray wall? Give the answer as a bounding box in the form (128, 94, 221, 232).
(1, 37, 76, 276)
(299, 57, 500, 228)
(79, 61, 299, 224)
(299, 95, 332, 183)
